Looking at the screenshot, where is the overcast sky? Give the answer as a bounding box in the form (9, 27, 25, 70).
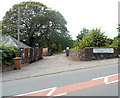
(0, 0, 119, 39)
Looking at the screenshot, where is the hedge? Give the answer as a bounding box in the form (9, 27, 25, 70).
(0, 46, 19, 67)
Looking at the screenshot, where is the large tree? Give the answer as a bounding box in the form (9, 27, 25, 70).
(2, 1, 73, 50)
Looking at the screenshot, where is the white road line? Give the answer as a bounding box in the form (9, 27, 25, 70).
(16, 73, 120, 96)
(47, 87, 57, 96)
(92, 73, 119, 80)
(54, 93, 67, 96)
(16, 87, 56, 96)
(106, 74, 118, 77)
(92, 77, 104, 80)
(106, 80, 120, 85)
(104, 77, 109, 84)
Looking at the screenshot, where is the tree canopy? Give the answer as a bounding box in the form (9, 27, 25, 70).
(2, 1, 73, 52)
(111, 34, 120, 47)
(76, 28, 89, 42)
(75, 28, 111, 49)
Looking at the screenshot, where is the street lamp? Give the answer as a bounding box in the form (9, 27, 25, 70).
(18, 7, 20, 47)
(18, 0, 32, 47)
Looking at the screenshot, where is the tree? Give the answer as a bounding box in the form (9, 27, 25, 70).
(77, 28, 109, 49)
(111, 34, 120, 47)
(106, 38, 113, 46)
(76, 28, 89, 42)
(0, 21, 1, 66)
(2, 1, 73, 51)
(117, 24, 120, 32)
(2, 2, 48, 46)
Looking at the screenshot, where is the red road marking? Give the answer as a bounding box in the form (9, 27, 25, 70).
(108, 74, 120, 83)
(23, 89, 51, 96)
(15, 74, 120, 97)
(15, 88, 54, 97)
(51, 78, 104, 96)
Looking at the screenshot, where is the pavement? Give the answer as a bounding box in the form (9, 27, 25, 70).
(2, 53, 119, 82)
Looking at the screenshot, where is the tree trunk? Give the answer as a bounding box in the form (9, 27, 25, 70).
(29, 36, 34, 47)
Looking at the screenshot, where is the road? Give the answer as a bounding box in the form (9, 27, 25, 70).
(2, 64, 119, 97)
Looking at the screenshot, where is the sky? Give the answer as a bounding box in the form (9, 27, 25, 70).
(0, 0, 119, 40)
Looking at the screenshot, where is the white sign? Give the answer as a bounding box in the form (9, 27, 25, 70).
(66, 47, 69, 50)
(93, 48, 114, 53)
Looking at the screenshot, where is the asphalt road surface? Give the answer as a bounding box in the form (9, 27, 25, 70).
(2, 64, 119, 97)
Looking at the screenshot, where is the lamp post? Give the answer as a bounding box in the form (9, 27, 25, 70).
(18, 0, 31, 47)
(18, 7, 20, 47)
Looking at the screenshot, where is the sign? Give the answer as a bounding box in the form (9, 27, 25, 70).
(20, 48, 24, 52)
(66, 47, 69, 50)
(93, 48, 114, 53)
(35, 43, 39, 47)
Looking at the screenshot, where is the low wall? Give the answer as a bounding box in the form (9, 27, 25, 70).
(1, 65, 15, 72)
(68, 47, 120, 61)
(68, 49, 82, 61)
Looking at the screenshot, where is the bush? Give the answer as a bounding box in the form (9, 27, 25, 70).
(76, 28, 109, 49)
(111, 34, 120, 47)
(0, 46, 19, 67)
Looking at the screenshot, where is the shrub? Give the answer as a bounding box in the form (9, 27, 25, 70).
(111, 34, 120, 47)
(0, 46, 19, 67)
(76, 28, 109, 49)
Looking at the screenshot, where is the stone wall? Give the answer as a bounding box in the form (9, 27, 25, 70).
(68, 47, 120, 61)
(68, 49, 82, 61)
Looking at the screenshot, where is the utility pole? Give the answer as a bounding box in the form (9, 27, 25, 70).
(18, 7, 20, 47)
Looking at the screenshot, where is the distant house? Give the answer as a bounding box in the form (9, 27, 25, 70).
(1, 35, 31, 48)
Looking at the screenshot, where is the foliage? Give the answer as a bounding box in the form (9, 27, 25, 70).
(76, 28, 89, 42)
(1, 46, 19, 67)
(111, 34, 120, 47)
(111, 24, 120, 47)
(76, 28, 110, 49)
(2, 1, 73, 52)
(117, 24, 120, 32)
(75, 28, 89, 49)
(52, 51, 65, 55)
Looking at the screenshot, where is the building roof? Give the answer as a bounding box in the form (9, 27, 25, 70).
(1, 35, 31, 48)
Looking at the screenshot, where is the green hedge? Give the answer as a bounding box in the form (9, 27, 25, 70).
(0, 46, 19, 67)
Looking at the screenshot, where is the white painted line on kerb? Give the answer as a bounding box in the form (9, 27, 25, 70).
(47, 87, 57, 96)
(54, 93, 67, 96)
(16, 87, 56, 96)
